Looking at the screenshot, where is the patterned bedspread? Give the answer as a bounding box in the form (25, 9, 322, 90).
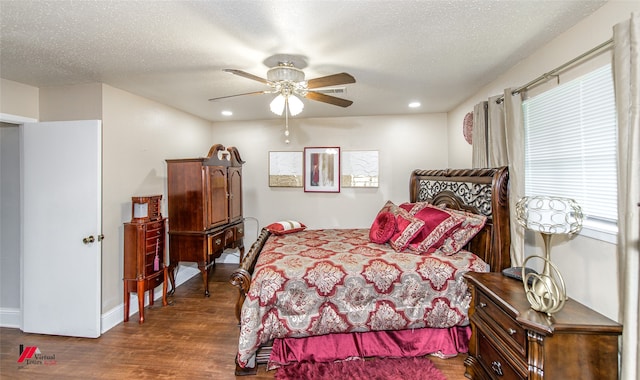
(237, 229, 489, 367)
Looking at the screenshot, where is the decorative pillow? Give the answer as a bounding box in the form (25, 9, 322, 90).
(400, 202, 464, 253)
(437, 209, 487, 255)
(389, 208, 425, 252)
(265, 220, 307, 235)
(369, 211, 397, 244)
(376, 200, 398, 215)
(371, 200, 424, 251)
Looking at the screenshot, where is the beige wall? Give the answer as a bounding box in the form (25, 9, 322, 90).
(40, 83, 102, 121)
(0, 78, 39, 119)
(101, 84, 213, 312)
(447, 1, 639, 321)
(211, 113, 449, 236)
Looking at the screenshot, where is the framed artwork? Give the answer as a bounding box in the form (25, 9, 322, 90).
(304, 147, 340, 192)
(269, 151, 303, 187)
(341, 150, 379, 188)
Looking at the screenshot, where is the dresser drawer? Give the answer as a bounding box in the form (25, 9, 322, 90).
(477, 330, 525, 380)
(145, 235, 163, 253)
(224, 226, 235, 245)
(144, 249, 163, 276)
(476, 291, 526, 356)
(145, 225, 163, 250)
(209, 232, 225, 255)
(235, 222, 245, 240)
(146, 220, 164, 232)
(148, 272, 163, 285)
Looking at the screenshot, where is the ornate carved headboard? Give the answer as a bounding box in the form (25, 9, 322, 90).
(409, 167, 511, 272)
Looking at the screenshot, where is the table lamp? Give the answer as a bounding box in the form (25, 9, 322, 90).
(515, 196, 583, 315)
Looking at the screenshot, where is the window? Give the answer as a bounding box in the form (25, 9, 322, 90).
(522, 64, 618, 242)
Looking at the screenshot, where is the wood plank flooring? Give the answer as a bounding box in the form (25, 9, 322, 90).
(0, 263, 468, 379)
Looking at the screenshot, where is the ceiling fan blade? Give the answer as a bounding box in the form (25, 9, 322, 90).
(305, 91, 353, 107)
(223, 69, 269, 84)
(208, 91, 270, 101)
(307, 72, 356, 89)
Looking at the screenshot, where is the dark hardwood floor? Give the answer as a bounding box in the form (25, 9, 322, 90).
(0, 263, 468, 379)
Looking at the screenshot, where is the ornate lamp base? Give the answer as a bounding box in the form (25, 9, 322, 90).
(521, 233, 567, 316)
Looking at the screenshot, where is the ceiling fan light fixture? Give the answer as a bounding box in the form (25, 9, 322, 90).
(288, 94, 304, 116)
(270, 93, 305, 116)
(267, 64, 305, 82)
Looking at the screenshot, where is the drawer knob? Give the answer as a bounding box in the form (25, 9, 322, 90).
(215, 238, 222, 245)
(491, 361, 504, 376)
(507, 328, 516, 335)
(479, 302, 487, 308)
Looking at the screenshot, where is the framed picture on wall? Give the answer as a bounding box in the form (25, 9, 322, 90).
(304, 147, 340, 192)
(268, 151, 303, 187)
(341, 150, 379, 188)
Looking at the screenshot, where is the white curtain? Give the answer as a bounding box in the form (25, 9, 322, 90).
(503, 89, 525, 268)
(471, 89, 525, 267)
(471, 101, 488, 168)
(612, 13, 640, 380)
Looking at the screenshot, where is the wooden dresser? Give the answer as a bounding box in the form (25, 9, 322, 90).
(464, 272, 621, 380)
(123, 195, 168, 324)
(166, 144, 245, 297)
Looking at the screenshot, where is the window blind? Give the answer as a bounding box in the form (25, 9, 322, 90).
(522, 64, 618, 227)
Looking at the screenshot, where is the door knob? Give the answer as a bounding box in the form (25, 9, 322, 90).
(97, 234, 105, 241)
(83, 235, 95, 244)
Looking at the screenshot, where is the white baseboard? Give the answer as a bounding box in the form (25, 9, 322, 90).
(0, 307, 21, 328)
(100, 264, 200, 333)
(219, 249, 240, 264)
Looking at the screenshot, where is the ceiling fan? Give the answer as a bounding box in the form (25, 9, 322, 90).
(209, 54, 356, 116)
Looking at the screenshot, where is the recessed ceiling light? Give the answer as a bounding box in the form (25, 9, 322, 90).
(408, 102, 421, 108)
(221, 110, 233, 116)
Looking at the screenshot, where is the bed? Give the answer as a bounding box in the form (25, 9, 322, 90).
(230, 167, 510, 375)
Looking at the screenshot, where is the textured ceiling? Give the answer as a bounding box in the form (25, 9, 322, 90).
(0, 0, 607, 122)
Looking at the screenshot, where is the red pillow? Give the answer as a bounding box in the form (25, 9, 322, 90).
(372, 200, 424, 252)
(369, 211, 396, 244)
(400, 202, 463, 253)
(389, 208, 425, 252)
(265, 220, 307, 235)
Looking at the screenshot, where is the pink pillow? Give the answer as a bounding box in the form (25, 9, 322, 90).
(266, 220, 307, 235)
(437, 209, 487, 255)
(400, 202, 463, 253)
(369, 211, 396, 244)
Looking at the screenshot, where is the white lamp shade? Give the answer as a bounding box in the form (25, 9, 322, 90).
(516, 196, 583, 234)
(288, 94, 304, 116)
(270, 94, 286, 116)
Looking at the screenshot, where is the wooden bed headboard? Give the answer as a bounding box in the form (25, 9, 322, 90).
(409, 167, 511, 273)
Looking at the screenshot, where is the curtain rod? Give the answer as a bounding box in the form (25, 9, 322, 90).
(497, 38, 613, 103)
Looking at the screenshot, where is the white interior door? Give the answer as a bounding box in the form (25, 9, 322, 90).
(21, 120, 102, 338)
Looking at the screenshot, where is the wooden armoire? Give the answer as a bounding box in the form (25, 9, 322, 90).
(166, 144, 245, 296)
